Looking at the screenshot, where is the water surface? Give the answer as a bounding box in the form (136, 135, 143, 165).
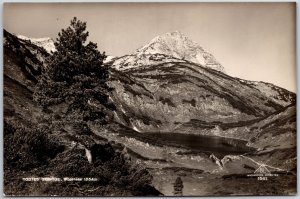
(148, 132, 254, 157)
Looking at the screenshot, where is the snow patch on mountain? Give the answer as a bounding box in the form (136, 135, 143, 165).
(104, 55, 116, 64)
(17, 35, 56, 54)
(112, 53, 186, 70)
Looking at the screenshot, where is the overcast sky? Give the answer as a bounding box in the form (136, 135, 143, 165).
(4, 3, 296, 92)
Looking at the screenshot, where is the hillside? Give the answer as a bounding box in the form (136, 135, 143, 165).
(109, 57, 295, 133)
(3, 29, 161, 196)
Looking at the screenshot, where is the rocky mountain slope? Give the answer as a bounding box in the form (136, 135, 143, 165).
(109, 60, 295, 133)
(4, 30, 49, 91)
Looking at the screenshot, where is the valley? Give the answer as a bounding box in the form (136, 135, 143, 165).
(3, 29, 297, 196)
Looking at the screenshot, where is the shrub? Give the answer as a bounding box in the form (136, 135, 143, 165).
(4, 123, 64, 171)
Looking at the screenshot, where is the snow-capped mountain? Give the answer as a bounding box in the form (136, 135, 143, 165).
(17, 34, 56, 54)
(112, 31, 225, 73)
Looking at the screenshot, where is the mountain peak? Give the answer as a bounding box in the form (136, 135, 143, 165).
(165, 30, 187, 38)
(134, 31, 225, 73)
(16, 34, 56, 54)
(147, 31, 194, 49)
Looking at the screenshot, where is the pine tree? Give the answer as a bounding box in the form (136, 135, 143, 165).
(34, 17, 115, 132)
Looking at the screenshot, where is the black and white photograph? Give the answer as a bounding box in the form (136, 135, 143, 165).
(3, 2, 297, 196)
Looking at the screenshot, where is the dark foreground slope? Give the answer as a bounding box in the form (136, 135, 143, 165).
(3, 30, 161, 196)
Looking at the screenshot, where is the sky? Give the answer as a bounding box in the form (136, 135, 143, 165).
(4, 3, 297, 92)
